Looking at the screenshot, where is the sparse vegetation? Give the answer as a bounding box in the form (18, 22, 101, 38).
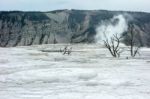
(61, 46, 72, 55)
(102, 24, 141, 58)
(103, 34, 124, 58)
(128, 24, 141, 57)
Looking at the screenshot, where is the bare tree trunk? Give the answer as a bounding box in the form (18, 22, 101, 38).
(129, 24, 134, 57)
(103, 34, 122, 58)
(128, 24, 140, 57)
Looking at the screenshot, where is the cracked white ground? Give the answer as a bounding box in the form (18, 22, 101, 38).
(0, 44, 150, 99)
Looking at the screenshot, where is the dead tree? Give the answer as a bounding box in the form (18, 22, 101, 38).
(103, 34, 123, 57)
(128, 24, 140, 57)
(61, 46, 72, 55)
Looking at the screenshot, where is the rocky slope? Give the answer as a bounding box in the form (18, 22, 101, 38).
(0, 10, 150, 47)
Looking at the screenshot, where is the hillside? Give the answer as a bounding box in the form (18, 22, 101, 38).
(0, 10, 150, 47)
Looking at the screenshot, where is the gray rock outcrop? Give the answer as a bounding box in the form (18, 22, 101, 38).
(0, 10, 150, 47)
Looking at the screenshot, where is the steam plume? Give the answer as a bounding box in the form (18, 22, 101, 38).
(95, 15, 128, 43)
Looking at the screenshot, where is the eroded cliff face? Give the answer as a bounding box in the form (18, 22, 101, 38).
(0, 10, 150, 47)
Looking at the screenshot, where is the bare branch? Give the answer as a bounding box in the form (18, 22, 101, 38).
(103, 33, 123, 58)
(128, 24, 141, 57)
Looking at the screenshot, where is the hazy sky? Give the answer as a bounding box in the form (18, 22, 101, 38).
(0, 0, 150, 12)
